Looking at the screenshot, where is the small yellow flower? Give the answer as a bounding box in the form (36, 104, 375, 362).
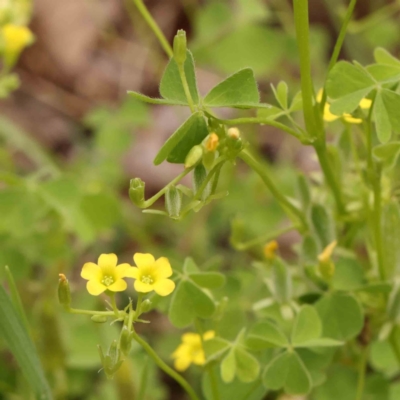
(1, 24, 33, 54)
(205, 133, 219, 152)
(359, 98, 372, 109)
(318, 240, 337, 280)
(129, 253, 175, 296)
(263, 240, 278, 260)
(172, 331, 215, 371)
(318, 240, 337, 263)
(81, 253, 134, 296)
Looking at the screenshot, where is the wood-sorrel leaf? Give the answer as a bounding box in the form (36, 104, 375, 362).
(203, 68, 267, 109)
(374, 91, 392, 143)
(221, 349, 236, 383)
(246, 320, 288, 350)
(153, 112, 209, 165)
(234, 347, 260, 382)
(291, 305, 322, 346)
(374, 47, 400, 68)
(159, 50, 199, 104)
(127, 91, 187, 106)
(316, 293, 363, 341)
(263, 351, 311, 395)
(373, 141, 400, 169)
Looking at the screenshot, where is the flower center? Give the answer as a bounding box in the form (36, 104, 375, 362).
(102, 275, 114, 286)
(141, 274, 154, 285)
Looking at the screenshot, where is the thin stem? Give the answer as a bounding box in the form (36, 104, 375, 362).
(205, 112, 303, 141)
(238, 149, 308, 231)
(355, 346, 368, 400)
(178, 63, 195, 112)
(130, 329, 200, 400)
(390, 326, 400, 366)
(292, 0, 318, 138)
(132, 0, 173, 58)
(320, 0, 358, 111)
(140, 167, 194, 208)
(232, 224, 298, 251)
(109, 293, 120, 317)
(68, 308, 122, 317)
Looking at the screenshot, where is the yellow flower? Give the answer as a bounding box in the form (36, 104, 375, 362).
(172, 331, 215, 371)
(1, 24, 33, 54)
(81, 253, 134, 296)
(318, 240, 337, 263)
(205, 133, 219, 152)
(359, 98, 372, 109)
(263, 240, 278, 260)
(129, 253, 175, 296)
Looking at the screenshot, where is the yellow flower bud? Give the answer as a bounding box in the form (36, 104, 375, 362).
(359, 98, 372, 109)
(227, 127, 240, 139)
(1, 24, 33, 66)
(58, 273, 71, 309)
(318, 240, 337, 280)
(205, 133, 219, 152)
(263, 240, 278, 260)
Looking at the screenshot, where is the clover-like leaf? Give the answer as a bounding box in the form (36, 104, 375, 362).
(153, 112, 209, 165)
(168, 281, 194, 328)
(263, 351, 312, 395)
(374, 47, 400, 68)
(184, 280, 216, 319)
(234, 347, 260, 383)
(373, 142, 400, 169)
(291, 305, 322, 346)
(221, 349, 236, 383)
(189, 272, 226, 289)
(246, 320, 288, 350)
(203, 337, 231, 362)
(127, 91, 187, 106)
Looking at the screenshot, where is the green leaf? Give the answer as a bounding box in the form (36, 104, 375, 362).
(382, 202, 400, 277)
(234, 347, 260, 383)
(380, 89, 400, 133)
(316, 293, 363, 341)
(184, 280, 216, 319)
(291, 305, 322, 346)
(374, 47, 400, 68)
(203, 68, 266, 109)
(183, 257, 200, 274)
(271, 258, 292, 303)
(127, 91, 187, 106)
(294, 338, 343, 348)
(0, 286, 52, 399)
(311, 204, 334, 248)
(203, 337, 231, 362)
(160, 50, 199, 104)
(263, 351, 312, 395)
(272, 81, 288, 109)
(374, 91, 392, 143)
(326, 61, 375, 115)
(168, 281, 194, 328)
(246, 321, 288, 350)
(221, 349, 236, 383)
(153, 112, 209, 165)
(189, 272, 226, 289)
(332, 257, 364, 291)
(373, 142, 400, 169)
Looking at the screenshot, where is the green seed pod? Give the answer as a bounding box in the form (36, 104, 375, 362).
(184, 145, 203, 169)
(140, 299, 152, 314)
(193, 164, 211, 201)
(91, 315, 108, 323)
(165, 186, 182, 218)
(120, 326, 132, 356)
(129, 178, 145, 207)
(173, 29, 187, 65)
(57, 274, 71, 309)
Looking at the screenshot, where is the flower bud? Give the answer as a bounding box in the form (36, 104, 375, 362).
(129, 178, 145, 208)
(264, 240, 278, 260)
(165, 186, 182, 218)
(184, 145, 203, 169)
(173, 29, 187, 65)
(318, 241, 337, 281)
(98, 340, 124, 379)
(140, 299, 152, 313)
(91, 315, 108, 323)
(58, 274, 71, 309)
(193, 164, 211, 201)
(204, 133, 219, 152)
(227, 127, 240, 140)
(120, 326, 132, 356)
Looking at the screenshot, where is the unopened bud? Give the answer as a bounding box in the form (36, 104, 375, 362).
(98, 340, 123, 379)
(318, 240, 337, 280)
(204, 133, 219, 152)
(184, 145, 203, 168)
(193, 164, 211, 201)
(140, 299, 152, 313)
(58, 274, 71, 309)
(264, 240, 278, 260)
(173, 29, 187, 65)
(165, 186, 182, 218)
(129, 178, 145, 207)
(120, 326, 132, 356)
(227, 127, 240, 140)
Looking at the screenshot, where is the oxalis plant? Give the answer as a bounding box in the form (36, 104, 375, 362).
(59, 0, 400, 399)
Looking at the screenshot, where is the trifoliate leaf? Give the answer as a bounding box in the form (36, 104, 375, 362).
(291, 305, 322, 346)
(246, 321, 288, 350)
(234, 347, 260, 383)
(221, 349, 236, 383)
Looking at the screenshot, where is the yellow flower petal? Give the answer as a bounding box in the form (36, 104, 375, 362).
(98, 253, 118, 268)
(124, 267, 139, 279)
(2, 24, 33, 53)
(323, 104, 339, 122)
(134, 279, 154, 293)
(108, 279, 127, 292)
(87, 280, 107, 296)
(203, 331, 215, 341)
(81, 262, 101, 280)
(192, 350, 206, 366)
(182, 333, 201, 345)
(115, 263, 134, 279)
(153, 279, 175, 296)
(172, 344, 190, 358)
(134, 253, 155, 267)
(359, 98, 372, 109)
(155, 257, 173, 279)
(318, 240, 337, 263)
(343, 114, 362, 124)
(174, 355, 192, 371)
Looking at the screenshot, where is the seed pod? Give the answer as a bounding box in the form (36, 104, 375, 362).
(120, 326, 132, 356)
(173, 29, 187, 65)
(58, 274, 71, 309)
(129, 178, 145, 207)
(165, 186, 182, 218)
(91, 315, 108, 323)
(184, 145, 203, 169)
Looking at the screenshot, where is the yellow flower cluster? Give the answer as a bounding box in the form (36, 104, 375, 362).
(1, 23, 33, 54)
(81, 252, 175, 297)
(317, 90, 372, 124)
(172, 331, 215, 371)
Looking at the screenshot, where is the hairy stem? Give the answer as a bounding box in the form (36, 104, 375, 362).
(178, 64, 196, 112)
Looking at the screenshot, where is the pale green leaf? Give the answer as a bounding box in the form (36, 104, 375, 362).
(272, 81, 288, 109)
(159, 50, 199, 104)
(374, 47, 400, 67)
(184, 280, 216, 319)
(234, 347, 260, 383)
(127, 91, 187, 106)
(294, 338, 343, 348)
(381, 89, 400, 133)
(221, 349, 236, 383)
(168, 281, 193, 328)
(291, 305, 322, 346)
(246, 321, 288, 350)
(374, 92, 392, 143)
(189, 272, 226, 289)
(373, 142, 400, 169)
(203, 338, 231, 362)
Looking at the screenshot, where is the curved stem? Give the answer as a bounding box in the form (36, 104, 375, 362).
(132, 0, 173, 58)
(178, 64, 195, 112)
(131, 329, 200, 400)
(355, 346, 368, 400)
(238, 149, 308, 231)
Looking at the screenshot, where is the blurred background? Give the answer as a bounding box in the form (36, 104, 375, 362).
(1, 0, 400, 399)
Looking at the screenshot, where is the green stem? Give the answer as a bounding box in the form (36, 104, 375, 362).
(178, 63, 196, 112)
(140, 167, 194, 208)
(293, 0, 318, 138)
(355, 346, 368, 400)
(68, 308, 123, 317)
(130, 329, 200, 400)
(205, 113, 303, 141)
(238, 149, 308, 231)
(390, 326, 400, 366)
(232, 224, 298, 251)
(132, 0, 173, 58)
(109, 293, 120, 317)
